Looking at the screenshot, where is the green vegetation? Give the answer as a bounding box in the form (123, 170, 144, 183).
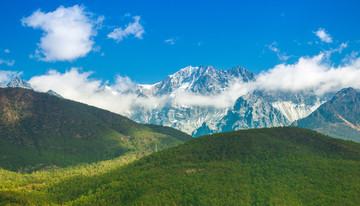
(0, 88, 192, 172)
(2, 127, 360, 205)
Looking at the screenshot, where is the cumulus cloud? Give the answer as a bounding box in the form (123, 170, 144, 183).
(22, 5, 101, 61)
(4, 49, 10, 54)
(0, 70, 22, 84)
(28, 68, 163, 115)
(314, 28, 333, 43)
(108, 16, 144, 42)
(254, 52, 360, 95)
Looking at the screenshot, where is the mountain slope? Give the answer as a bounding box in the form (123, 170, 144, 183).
(7, 77, 33, 90)
(294, 87, 360, 142)
(131, 66, 326, 135)
(137, 65, 255, 96)
(204, 91, 290, 136)
(0, 88, 192, 172)
(9, 127, 360, 205)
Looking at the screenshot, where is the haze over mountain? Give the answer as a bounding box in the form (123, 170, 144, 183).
(294, 87, 360, 142)
(0, 87, 192, 172)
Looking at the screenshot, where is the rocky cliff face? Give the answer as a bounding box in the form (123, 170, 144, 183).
(131, 66, 327, 136)
(294, 88, 360, 142)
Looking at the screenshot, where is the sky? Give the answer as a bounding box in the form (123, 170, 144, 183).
(1, 0, 360, 85)
(1, 0, 360, 116)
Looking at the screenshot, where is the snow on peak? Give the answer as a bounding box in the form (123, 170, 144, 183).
(47, 90, 63, 98)
(7, 77, 33, 90)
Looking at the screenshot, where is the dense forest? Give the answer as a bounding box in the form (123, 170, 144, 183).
(1, 127, 360, 205)
(0, 88, 192, 172)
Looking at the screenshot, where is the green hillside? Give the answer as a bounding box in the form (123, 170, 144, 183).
(0, 88, 192, 172)
(294, 87, 360, 142)
(3, 127, 360, 205)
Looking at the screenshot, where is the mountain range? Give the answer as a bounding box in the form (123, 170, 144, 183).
(131, 65, 328, 136)
(1, 73, 360, 205)
(2, 65, 359, 141)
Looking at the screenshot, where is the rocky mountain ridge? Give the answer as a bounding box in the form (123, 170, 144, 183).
(131, 66, 328, 135)
(294, 87, 360, 142)
(1, 67, 334, 137)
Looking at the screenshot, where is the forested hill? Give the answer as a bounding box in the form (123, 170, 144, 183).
(0, 88, 192, 172)
(16, 127, 360, 205)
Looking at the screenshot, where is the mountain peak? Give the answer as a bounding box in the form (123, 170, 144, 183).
(7, 77, 33, 90)
(47, 90, 63, 98)
(0, 83, 5, 88)
(295, 87, 360, 141)
(227, 66, 256, 82)
(334, 87, 358, 99)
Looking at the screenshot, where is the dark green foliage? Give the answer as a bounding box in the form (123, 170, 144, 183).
(0, 88, 192, 172)
(145, 124, 193, 142)
(294, 87, 360, 142)
(3, 127, 360, 205)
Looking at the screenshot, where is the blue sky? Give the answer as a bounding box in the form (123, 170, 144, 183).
(1, 0, 360, 84)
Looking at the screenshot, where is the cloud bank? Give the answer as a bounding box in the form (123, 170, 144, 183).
(22, 5, 101, 61)
(26, 49, 360, 115)
(28, 68, 165, 115)
(108, 16, 144, 42)
(255, 53, 360, 95)
(314, 28, 333, 43)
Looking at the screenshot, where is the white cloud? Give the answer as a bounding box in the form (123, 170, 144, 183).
(267, 42, 292, 61)
(314, 28, 333, 43)
(4, 49, 10, 54)
(28, 68, 162, 115)
(108, 16, 144, 42)
(0, 59, 15, 66)
(26, 48, 360, 114)
(164, 38, 175, 45)
(0, 70, 22, 84)
(22, 5, 101, 62)
(254, 52, 360, 95)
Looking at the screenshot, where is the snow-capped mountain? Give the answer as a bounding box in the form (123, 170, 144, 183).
(7, 77, 33, 90)
(130, 65, 327, 136)
(47, 90, 62, 98)
(137, 66, 255, 97)
(0, 67, 329, 137)
(215, 92, 291, 133)
(131, 66, 256, 134)
(2, 78, 63, 99)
